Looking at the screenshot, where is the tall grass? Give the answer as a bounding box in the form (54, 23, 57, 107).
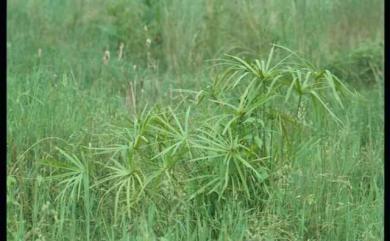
(7, 0, 383, 240)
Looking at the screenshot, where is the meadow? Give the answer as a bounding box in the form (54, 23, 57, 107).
(7, 0, 384, 240)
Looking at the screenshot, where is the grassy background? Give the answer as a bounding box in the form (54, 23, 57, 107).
(7, 0, 383, 240)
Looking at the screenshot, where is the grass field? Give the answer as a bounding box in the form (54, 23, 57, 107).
(7, 0, 384, 240)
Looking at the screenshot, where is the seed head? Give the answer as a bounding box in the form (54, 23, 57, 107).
(145, 38, 152, 48)
(103, 50, 110, 65)
(118, 42, 124, 60)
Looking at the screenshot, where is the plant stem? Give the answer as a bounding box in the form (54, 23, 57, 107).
(262, 81, 266, 156)
(296, 95, 302, 118)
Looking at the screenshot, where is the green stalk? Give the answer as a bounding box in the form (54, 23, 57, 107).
(296, 95, 302, 118)
(262, 81, 266, 156)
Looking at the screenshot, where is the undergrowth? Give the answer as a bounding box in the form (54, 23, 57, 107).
(7, 0, 383, 240)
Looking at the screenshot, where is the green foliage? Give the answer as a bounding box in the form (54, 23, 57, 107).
(7, 0, 383, 240)
(326, 41, 384, 86)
